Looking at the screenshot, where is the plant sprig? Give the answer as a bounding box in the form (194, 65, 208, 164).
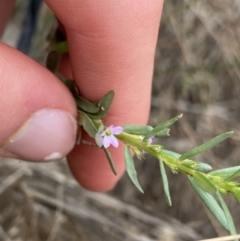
(46, 38, 240, 239)
(70, 86, 239, 238)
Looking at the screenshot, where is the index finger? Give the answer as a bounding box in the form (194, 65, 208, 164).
(45, 0, 164, 191)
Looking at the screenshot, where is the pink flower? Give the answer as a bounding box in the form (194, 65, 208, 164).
(100, 125, 123, 148)
(147, 136, 154, 144)
(141, 136, 154, 144)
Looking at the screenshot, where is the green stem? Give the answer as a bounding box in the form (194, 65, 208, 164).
(117, 132, 195, 175)
(117, 132, 240, 197)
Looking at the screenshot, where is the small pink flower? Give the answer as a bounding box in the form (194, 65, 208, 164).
(148, 136, 154, 144)
(100, 125, 123, 148)
(141, 136, 154, 144)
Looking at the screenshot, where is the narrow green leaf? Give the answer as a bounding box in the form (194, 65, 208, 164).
(179, 131, 234, 161)
(56, 75, 79, 97)
(46, 51, 61, 73)
(63, 79, 75, 91)
(54, 41, 68, 54)
(124, 145, 144, 193)
(103, 149, 117, 175)
(161, 150, 212, 171)
(97, 124, 105, 133)
(188, 177, 229, 231)
(216, 191, 238, 240)
(233, 189, 240, 203)
(143, 114, 182, 142)
(155, 128, 170, 137)
(161, 150, 181, 159)
(90, 91, 115, 119)
(95, 133, 103, 148)
(123, 125, 153, 135)
(95, 125, 105, 148)
(209, 166, 240, 181)
(196, 163, 213, 172)
(80, 112, 98, 138)
(182, 160, 198, 167)
(159, 160, 172, 206)
(76, 96, 100, 114)
(193, 172, 217, 194)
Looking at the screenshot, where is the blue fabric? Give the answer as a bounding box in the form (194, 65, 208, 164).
(17, 0, 43, 54)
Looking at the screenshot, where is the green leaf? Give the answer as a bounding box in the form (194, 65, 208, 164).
(181, 160, 212, 172)
(123, 125, 153, 135)
(124, 145, 144, 193)
(159, 160, 172, 206)
(95, 133, 103, 148)
(155, 128, 170, 137)
(90, 91, 115, 119)
(233, 189, 240, 203)
(161, 150, 212, 172)
(63, 79, 75, 91)
(54, 41, 68, 54)
(196, 163, 213, 172)
(46, 51, 61, 73)
(182, 160, 198, 167)
(193, 172, 217, 194)
(143, 114, 182, 142)
(161, 150, 181, 159)
(209, 166, 240, 181)
(97, 124, 105, 133)
(76, 96, 100, 114)
(103, 148, 117, 175)
(179, 131, 234, 161)
(188, 177, 229, 231)
(80, 112, 98, 138)
(216, 191, 238, 240)
(95, 125, 105, 147)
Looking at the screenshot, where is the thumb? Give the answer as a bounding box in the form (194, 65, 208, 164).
(0, 43, 77, 161)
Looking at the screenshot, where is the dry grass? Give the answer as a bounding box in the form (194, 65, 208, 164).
(1, 0, 240, 240)
(199, 234, 240, 241)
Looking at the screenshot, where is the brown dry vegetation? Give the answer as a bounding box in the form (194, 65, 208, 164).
(1, 0, 240, 240)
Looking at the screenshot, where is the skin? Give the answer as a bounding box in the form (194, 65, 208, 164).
(0, 0, 164, 192)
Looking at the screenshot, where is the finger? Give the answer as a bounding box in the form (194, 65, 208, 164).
(0, 0, 15, 37)
(0, 43, 77, 161)
(46, 0, 164, 191)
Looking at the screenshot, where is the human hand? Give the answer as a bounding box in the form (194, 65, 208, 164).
(0, 0, 164, 191)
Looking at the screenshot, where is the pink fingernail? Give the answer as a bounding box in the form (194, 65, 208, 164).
(4, 109, 77, 161)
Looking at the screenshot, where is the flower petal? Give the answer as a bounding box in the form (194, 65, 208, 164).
(110, 126, 123, 135)
(109, 135, 119, 148)
(148, 137, 153, 144)
(103, 136, 111, 148)
(100, 130, 106, 137)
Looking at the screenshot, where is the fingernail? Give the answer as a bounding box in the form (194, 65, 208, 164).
(4, 109, 77, 161)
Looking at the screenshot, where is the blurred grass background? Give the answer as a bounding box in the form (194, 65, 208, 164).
(1, 0, 240, 240)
